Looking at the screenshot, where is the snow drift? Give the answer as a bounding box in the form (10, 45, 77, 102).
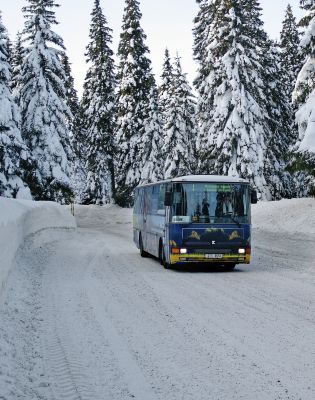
(0, 198, 76, 295)
(252, 198, 315, 235)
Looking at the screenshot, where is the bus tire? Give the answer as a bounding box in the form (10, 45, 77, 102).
(224, 264, 236, 271)
(159, 241, 163, 265)
(161, 245, 171, 269)
(139, 234, 149, 258)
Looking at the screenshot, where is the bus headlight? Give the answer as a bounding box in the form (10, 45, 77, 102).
(238, 248, 245, 254)
(180, 248, 187, 254)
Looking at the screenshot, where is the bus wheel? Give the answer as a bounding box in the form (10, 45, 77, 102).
(159, 241, 163, 265)
(139, 234, 148, 258)
(224, 264, 236, 271)
(161, 245, 171, 269)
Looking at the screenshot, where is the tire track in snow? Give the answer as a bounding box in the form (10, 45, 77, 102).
(40, 234, 104, 400)
(41, 230, 158, 400)
(86, 286, 159, 400)
(87, 231, 313, 400)
(85, 247, 270, 400)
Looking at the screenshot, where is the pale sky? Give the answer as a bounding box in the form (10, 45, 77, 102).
(1, 0, 304, 96)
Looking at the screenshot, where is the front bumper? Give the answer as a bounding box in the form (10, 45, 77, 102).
(169, 253, 250, 265)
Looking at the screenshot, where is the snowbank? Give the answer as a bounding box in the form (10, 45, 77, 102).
(74, 200, 315, 237)
(0, 198, 76, 295)
(252, 198, 315, 235)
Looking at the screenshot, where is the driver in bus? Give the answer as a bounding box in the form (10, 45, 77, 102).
(222, 193, 233, 215)
(202, 196, 210, 216)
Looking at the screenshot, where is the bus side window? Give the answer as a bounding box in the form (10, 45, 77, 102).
(135, 189, 142, 214)
(139, 189, 144, 214)
(157, 184, 166, 215)
(151, 185, 159, 215)
(133, 189, 139, 214)
(144, 187, 151, 214)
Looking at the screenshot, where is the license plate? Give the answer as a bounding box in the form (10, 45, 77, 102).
(205, 254, 223, 259)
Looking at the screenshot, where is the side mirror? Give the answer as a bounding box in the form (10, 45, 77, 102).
(251, 189, 258, 204)
(164, 191, 172, 207)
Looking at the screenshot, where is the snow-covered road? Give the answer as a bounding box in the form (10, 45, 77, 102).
(1, 202, 315, 400)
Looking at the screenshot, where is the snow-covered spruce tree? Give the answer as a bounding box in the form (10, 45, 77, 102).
(60, 52, 79, 151)
(141, 86, 164, 183)
(61, 52, 79, 121)
(241, 0, 294, 199)
(80, 0, 116, 205)
(163, 55, 196, 179)
(20, 0, 74, 203)
(193, 0, 218, 168)
(262, 40, 295, 199)
(60, 52, 85, 202)
(11, 32, 24, 105)
(193, 0, 211, 66)
(193, 0, 216, 104)
(115, 0, 156, 206)
(158, 48, 174, 126)
(291, 0, 315, 194)
(6, 36, 13, 69)
(70, 102, 88, 203)
(195, 0, 271, 199)
(0, 15, 31, 199)
(280, 4, 303, 94)
(278, 5, 304, 197)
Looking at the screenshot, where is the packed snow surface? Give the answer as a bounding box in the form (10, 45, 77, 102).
(0, 198, 314, 400)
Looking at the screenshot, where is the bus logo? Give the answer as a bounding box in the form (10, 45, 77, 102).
(212, 241, 216, 245)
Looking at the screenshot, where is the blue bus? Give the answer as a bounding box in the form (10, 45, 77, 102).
(133, 175, 257, 270)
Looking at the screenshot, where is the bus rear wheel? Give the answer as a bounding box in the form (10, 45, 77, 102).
(139, 234, 149, 258)
(159, 241, 164, 266)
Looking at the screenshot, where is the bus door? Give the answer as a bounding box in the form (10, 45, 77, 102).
(144, 185, 158, 255)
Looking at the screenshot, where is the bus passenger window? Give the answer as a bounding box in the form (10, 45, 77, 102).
(134, 189, 139, 214)
(157, 185, 166, 215)
(151, 185, 159, 215)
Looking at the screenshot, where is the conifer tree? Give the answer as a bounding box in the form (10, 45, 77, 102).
(291, 0, 315, 193)
(70, 104, 87, 203)
(80, 0, 116, 205)
(280, 4, 303, 94)
(141, 86, 164, 183)
(193, 0, 216, 99)
(193, 0, 218, 162)
(6, 37, 13, 68)
(0, 15, 31, 199)
(11, 32, 24, 104)
(279, 5, 306, 196)
(115, 0, 155, 206)
(195, 0, 271, 199)
(242, 0, 294, 198)
(193, 0, 210, 65)
(263, 40, 295, 198)
(163, 55, 196, 179)
(60, 52, 84, 202)
(61, 53, 79, 120)
(294, 0, 315, 107)
(60, 52, 79, 149)
(158, 48, 173, 126)
(20, 0, 74, 203)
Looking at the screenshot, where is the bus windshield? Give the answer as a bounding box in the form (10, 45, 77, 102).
(171, 182, 250, 224)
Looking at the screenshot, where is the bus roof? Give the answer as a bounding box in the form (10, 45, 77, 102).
(137, 175, 249, 188)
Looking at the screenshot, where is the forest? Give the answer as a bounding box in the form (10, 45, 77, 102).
(0, 0, 315, 206)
